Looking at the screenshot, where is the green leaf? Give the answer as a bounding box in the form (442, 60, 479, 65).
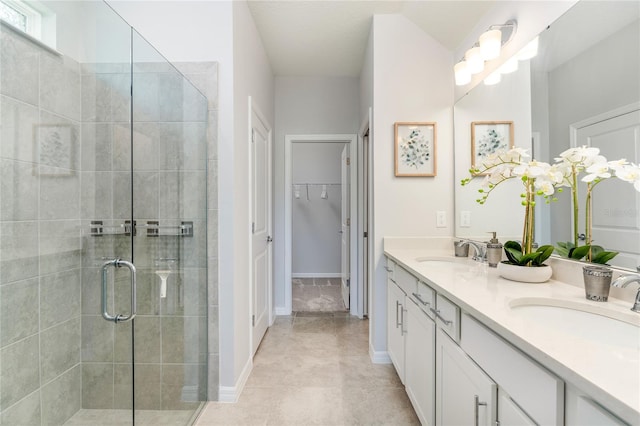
(590, 245, 605, 257)
(536, 245, 555, 265)
(503, 241, 522, 264)
(519, 252, 542, 266)
(569, 245, 590, 260)
(591, 251, 619, 265)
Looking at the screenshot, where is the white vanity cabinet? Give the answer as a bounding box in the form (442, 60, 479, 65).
(436, 328, 497, 426)
(387, 278, 406, 382)
(386, 260, 417, 382)
(405, 297, 436, 426)
(565, 386, 628, 426)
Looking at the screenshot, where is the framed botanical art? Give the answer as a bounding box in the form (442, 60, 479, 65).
(394, 122, 437, 177)
(471, 121, 514, 169)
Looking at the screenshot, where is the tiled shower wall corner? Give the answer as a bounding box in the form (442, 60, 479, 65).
(175, 62, 219, 402)
(0, 22, 219, 424)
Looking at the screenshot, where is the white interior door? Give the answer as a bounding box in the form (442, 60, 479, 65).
(576, 109, 640, 270)
(251, 106, 271, 355)
(341, 145, 350, 310)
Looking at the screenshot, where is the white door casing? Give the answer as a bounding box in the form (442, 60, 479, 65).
(284, 134, 358, 316)
(341, 145, 350, 310)
(250, 99, 272, 355)
(571, 104, 640, 270)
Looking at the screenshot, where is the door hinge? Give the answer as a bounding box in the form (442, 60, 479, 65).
(346, 157, 351, 166)
(252, 222, 255, 233)
(363, 231, 368, 238)
(346, 218, 350, 226)
(346, 279, 350, 287)
(251, 129, 255, 143)
(252, 315, 255, 326)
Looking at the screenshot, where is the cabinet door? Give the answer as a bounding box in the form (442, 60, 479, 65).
(387, 279, 405, 382)
(498, 389, 536, 426)
(405, 298, 436, 426)
(436, 328, 497, 426)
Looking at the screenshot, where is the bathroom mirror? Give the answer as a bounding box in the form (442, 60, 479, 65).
(454, 0, 640, 270)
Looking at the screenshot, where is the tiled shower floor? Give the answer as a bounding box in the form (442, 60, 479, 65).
(64, 408, 200, 425)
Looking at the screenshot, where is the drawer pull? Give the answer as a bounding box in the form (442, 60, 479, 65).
(430, 307, 453, 325)
(411, 292, 430, 307)
(474, 395, 487, 426)
(396, 301, 401, 328)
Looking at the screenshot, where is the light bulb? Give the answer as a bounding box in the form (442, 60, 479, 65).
(517, 36, 539, 60)
(454, 61, 471, 86)
(465, 47, 484, 74)
(479, 29, 502, 60)
(498, 57, 518, 74)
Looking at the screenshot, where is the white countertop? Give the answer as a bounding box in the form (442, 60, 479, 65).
(384, 243, 640, 424)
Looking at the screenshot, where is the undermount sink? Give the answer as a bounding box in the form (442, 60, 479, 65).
(509, 297, 640, 350)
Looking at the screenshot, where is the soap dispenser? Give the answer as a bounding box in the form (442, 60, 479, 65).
(486, 232, 502, 268)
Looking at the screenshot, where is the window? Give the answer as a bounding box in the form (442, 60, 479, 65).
(0, 1, 43, 40)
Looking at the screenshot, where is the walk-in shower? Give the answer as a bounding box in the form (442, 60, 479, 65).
(0, 1, 213, 424)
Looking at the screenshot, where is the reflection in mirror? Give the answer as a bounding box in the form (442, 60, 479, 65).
(454, 0, 640, 270)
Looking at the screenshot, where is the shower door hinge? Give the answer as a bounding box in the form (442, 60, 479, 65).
(252, 315, 255, 326)
(346, 157, 350, 166)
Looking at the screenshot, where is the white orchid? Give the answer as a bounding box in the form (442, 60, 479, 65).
(614, 163, 640, 192)
(582, 158, 612, 183)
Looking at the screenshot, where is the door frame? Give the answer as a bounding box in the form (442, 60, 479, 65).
(284, 134, 358, 315)
(248, 96, 274, 355)
(358, 109, 373, 319)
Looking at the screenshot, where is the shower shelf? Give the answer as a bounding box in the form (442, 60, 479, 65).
(89, 220, 193, 237)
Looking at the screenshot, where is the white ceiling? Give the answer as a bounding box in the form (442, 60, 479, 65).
(247, 0, 496, 77)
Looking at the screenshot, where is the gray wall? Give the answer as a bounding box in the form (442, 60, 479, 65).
(547, 19, 640, 243)
(292, 142, 345, 276)
(274, 76, 360, 307)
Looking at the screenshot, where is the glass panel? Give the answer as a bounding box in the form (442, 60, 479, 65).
(1, 0, 134, 424)
(131, 30, 208, 424)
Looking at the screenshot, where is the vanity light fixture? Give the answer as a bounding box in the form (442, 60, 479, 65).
(465, 46, 485, 74)
(454, 20, 517, 86)
(454, 61, 471, 85)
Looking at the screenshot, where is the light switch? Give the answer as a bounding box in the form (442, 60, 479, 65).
(460, 211, 471, 227)
(436, 211, 446, 228)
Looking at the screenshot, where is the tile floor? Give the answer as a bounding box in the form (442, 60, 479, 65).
(64, 408, 199, 425)
(292, 278, 348, 312)
(194, 313, 419, 425)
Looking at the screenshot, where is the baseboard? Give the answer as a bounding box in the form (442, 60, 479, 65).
(292, 273, 341, 278)
(275, 306, 291, 316)
(217, 357, 253, 403)
(369, 343, 391, 364)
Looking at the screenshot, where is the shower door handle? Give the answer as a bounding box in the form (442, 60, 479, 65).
(101, 259, 137, 323)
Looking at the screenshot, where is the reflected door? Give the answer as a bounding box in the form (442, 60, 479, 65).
(576, 108, 640, 270)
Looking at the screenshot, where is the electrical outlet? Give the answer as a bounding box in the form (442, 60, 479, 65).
(436, 211, 446, 228)
(460, 211, 471, 227)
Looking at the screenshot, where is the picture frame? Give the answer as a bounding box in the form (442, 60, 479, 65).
(471, 121, 514, 170)
(394, 122, 437, 177)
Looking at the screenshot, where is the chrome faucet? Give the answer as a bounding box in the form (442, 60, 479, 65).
(455, 240, 486, 262)
(611, 273, 640, 313)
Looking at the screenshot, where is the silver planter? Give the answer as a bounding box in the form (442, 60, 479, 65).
(583, 265, 613, 302)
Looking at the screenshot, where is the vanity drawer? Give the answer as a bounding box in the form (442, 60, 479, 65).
(461, 313, 564, 426)
(385, 258, 396, 282)
(433, 294, 460, 341)
(410, 281, 435, 318)
(395, 265, 418, 296)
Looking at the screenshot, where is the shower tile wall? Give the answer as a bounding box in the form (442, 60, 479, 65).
(0, 22, 218, 424)
(0, 26, 82, 424)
